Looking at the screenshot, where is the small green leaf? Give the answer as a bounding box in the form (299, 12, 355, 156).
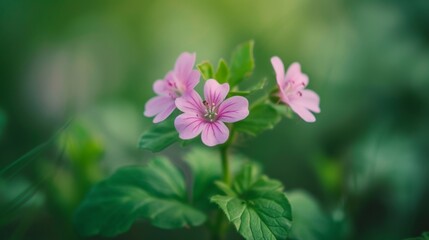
(229, 40, 255, 87)
(211, 164, 292, 240)
(287, 190, 330, 240)
(197, 61, 214, 80)
(235, 103, 281, 136)
(138, 117, 179, 152)
(229, 78, 267, 97)
(74, 157, 206, 237)
(214, 59, 229, 83)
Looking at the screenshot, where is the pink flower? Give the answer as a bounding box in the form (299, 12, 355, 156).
(174, 79, 249, 147)
(271, 56, 320, 122)
(144, 52, 200, 123)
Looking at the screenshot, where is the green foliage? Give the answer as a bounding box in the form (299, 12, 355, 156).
(214, 59, 229, 83)
(287, 190, 330, 240)
(211, 164, 292, 240)
(183, 148, 222, 208)
(403, 232, 429, 240)
(138, 117, 179, 152)
(235, 103, 281, 136)
(229, 40, 255, 87)
(229, 78, 267, 97)
(183, 147, 249, 209)
(74, 157, 206, 237)
(197, 61, 214, 80)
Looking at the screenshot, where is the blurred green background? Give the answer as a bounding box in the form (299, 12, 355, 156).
(1, 0, 428, 239)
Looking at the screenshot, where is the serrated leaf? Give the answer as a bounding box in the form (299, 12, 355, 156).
(235, 103, 281, 136)
(229, 40, 255, 87)
(215, 59, 229, 83)
(138, 117, 179, 152)
(211, 164, 292, 240)
(197, 61, 214, 80)
(74, 157, 206, 237)
(287, 190, 330, 240)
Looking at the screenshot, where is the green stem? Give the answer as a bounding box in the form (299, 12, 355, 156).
(220, 146, 231, 186)
(211, 129, 236, 240)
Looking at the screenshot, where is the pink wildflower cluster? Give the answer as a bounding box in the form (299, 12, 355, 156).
(144, 52, 249, 146)
(144, 53, 320, 146)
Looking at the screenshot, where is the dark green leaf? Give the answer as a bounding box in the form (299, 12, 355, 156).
(183, 148, 221, 205)
(214, 59, 229, 83)
(287, 190, 330, 240)
(229, 40, 255, 87)
(138, 117, 179, 152)
(74, 157, 206, 237)
(211, 164, 292, 240)
(183, 147, 248, 209)
(235, 103, 281, 136)
(197, 61, 214, 80)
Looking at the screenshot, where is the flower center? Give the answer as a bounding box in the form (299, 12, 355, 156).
(203, 100, 218, 122)
(283, 81, 303, 99)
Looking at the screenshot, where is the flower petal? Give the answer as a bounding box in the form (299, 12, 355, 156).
(174, 113, 204, 140)
(218, 96, 249, 123)
(296, 89, 320, 113)
(204, 79, 229, 106)
(184, 70, 200, 91)
(174, 52, 196, 81)
(175, 90, 204, 114)
(271, 56, 285, 89)
(153, 79, 167, 95)
(153, 103, 176, 123)
(285, 62, 302, 83)
(144, 96, 173, 117)
(289, 102, 316, 123)
(201, 121, 229, 147)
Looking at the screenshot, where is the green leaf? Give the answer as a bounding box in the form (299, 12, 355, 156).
(183, 148, 221, 206)
(287, 190, 330, 240)
(183, 147, 249, 209)
(235, 103, 281, 136)
(138, 117, 179, 152)
(214, 59, 229, 83)
(74, 157, 206, 237)
(197, 61, 214, 80)
(229, 78, 267, 97)
(211, 164, 292, 240)
(229, 40, 255, 87)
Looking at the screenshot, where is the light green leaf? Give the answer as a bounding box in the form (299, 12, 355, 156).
(215, 59, 229, 83)
(197, 61, 214, 80)
(235, 103, 281, 136)
(74, 157, 206, 237)
(138, 117, 179, 152)
(287, 190, 330, 240)
(211, 164, 292, 240)
(229, 40, 255, 87)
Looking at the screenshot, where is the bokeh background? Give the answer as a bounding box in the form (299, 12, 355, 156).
(1, 0, 429, 239)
